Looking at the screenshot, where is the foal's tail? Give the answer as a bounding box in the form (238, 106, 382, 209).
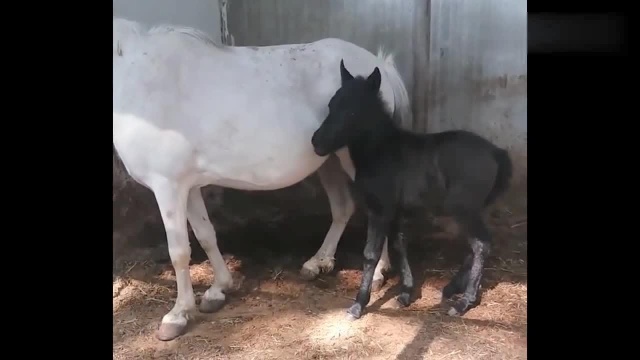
(376, 48, 413, 130)
(113, 17, 145, 58)
(485, 148, 513, 206)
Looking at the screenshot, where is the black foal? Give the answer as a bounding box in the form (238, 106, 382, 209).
(311, 60, 513, 319)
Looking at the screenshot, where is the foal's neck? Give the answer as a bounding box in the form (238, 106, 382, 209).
(347, 105, 400, 170)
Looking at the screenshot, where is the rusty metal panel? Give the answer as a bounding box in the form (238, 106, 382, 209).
(427, 0, 527, 179)
(221, 0, 425, 130)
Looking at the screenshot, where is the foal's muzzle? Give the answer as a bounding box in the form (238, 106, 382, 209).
(311, 131, 329, 157)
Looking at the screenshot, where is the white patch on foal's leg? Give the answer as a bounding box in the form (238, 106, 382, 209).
(186, 188, 233, 313)
(301, 157, 355, 280)
(153, 181, 196, 341)
(372, 238, 390, 292)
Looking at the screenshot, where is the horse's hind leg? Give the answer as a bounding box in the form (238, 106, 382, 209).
(151, 180, 196, 341)
(186, 187, 233, 313)
(300, 155, 355, 280)
(300, 155, 391, 291)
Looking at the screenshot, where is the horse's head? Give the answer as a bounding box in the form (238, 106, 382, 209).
(311, 60, 382, 157)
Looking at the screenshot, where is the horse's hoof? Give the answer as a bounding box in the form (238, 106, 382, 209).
(346, 303, 363, 320)
(371, 279, 385, 293)
(156, 322, 186, 341)
(299, 266, 319, 281)
(199, 298, 226, 313)
(345, 313, 359, 321)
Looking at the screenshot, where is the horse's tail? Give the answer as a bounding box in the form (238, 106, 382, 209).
(113, 17, 145, 58)
(376, 48, 413, 130)
(485, 147, 514, 206)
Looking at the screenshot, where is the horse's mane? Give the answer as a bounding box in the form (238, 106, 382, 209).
(148, 24, 224, 48)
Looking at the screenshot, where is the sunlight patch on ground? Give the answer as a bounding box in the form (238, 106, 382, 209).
(114, 330, 178, 360)
(307, 309, 364, 345)
(305, 309, 423, 360)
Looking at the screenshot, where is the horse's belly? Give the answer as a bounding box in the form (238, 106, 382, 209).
(191, 117, 326, 191)
(193, 144, 326, 191)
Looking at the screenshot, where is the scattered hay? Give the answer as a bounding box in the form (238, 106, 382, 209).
(113, 205, 527, 359)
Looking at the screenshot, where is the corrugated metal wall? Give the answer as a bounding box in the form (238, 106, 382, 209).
(222, 0, 527, 183)
(114, 0, 222, 40)
(426, 0, 527, 181)
(221, 0, 429, 129)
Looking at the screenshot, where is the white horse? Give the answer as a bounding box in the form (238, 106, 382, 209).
(113, 17, 413, 341)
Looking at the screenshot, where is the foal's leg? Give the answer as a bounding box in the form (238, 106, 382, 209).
(347, 213, 390, 319)
(442, 252, 473, 301)
(301, 155, 391, 287)
(447, 215, 491, 316)
(152, 181, 196, 341)
(389, 217, 414, 307)
(186, 187, 233, 313)
(372, 239, 391, 292)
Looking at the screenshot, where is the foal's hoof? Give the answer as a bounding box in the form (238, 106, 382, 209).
(346, 303, 363, 320)
(199, 298, 226, 313)
(447, 298, 471, 317)
(156, 322, 187, 341)
(441, 283, 459, 301)
(396, 293, 411, 307)
(371, 279, 385, 293)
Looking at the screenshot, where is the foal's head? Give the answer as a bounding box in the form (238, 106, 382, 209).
(311, 60, 383, 156)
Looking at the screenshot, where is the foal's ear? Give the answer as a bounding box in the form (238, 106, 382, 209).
(367, 67, 382, 92)
(340, 59, 354, 84)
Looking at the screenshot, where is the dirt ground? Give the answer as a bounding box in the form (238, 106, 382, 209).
(113, 206, 527, 360)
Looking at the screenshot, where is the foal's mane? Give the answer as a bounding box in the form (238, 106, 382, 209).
(352, 75, 396, 127)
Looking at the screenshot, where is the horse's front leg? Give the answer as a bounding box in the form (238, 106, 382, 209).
(347, 213, 391, 319)
(151, 181, 196, 341)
